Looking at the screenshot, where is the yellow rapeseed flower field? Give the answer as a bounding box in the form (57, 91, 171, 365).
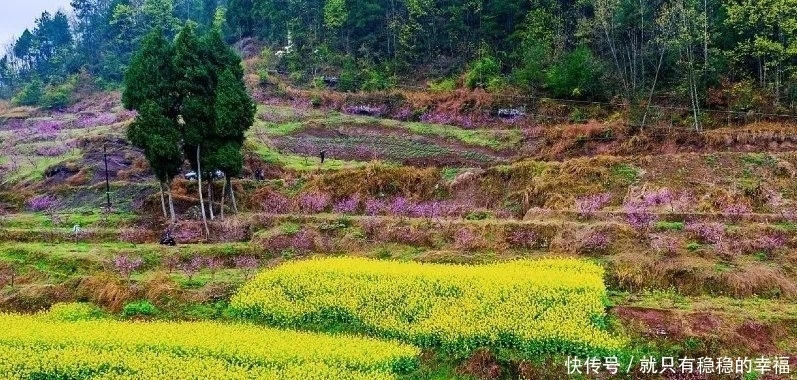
(0, 313, 419, 379)
(231, 257, 624, 357)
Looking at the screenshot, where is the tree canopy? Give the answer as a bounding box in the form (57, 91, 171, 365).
(122, 22, 255, 222)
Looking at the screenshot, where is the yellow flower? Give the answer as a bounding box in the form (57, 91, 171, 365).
(232, 257, 625, 357)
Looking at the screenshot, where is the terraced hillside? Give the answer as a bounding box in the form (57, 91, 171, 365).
(1, 85, 796, 379)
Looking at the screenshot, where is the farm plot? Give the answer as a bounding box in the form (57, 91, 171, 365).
(231, 257, 624, 358)
(0, 313, 419, 380)
(272, 134, 502, 166)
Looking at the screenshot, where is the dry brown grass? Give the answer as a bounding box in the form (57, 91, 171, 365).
(705, 122, 797, 148)
(76, 273, 139, 312)
(725, 265, 797, 298)
(143, 271, 181, 307)
(304, 163, 441, 200)
(0, 106, 37, 119)
(65, 169, 91, 186)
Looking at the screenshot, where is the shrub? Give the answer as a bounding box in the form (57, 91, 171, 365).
(722, 202, 752, 222)
(365, 198, 387, 216)
(113, 255, 143, 281)
(332, 195, 360, 214)
(162, 255, 180, 273)
(291, 228, 317, 253)
(465, 210, 492, 220)
(338, 58, 362, 92)
(44, 302, 106, 322)
(623, 202, 654, 231)
(205, 257, 224, 279)
(545, 46, 603, 99)
(465, 54, 501, 90)
(752, 234, 786, 254)
(383, 225, 428, 246)
(651, 234, 680, 255)
(233, 256, 259, 279)
(429, 77, 457, 92)
(685, 222, 725, 244)
(121, 300, 158, 318)
(580, 231, 610, 253)
(574, 192, 612, 219)
(388, 196, 412, 217)
(181, 256, 205, 281)
(35, 145, 69, 157)
(33, 119, 63, 136)
(76, 113, 117, 128)
(258, 191, 291, 214)
(507, 227, 538, 249)
(453, 227, 482, 251)
(12, 79, 43, 106)
(296, 192, 331, 214)
(360, 67, 394, 91)
(41, 82, 74, 109)
(28, 195, 57, 212)
(409, 201, 444, 219)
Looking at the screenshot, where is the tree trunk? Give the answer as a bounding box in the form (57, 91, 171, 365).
(208, 178, 215, 220)
(197, 145, 210, 237)
(167, 180, 176, 223)
(220, 176, 227, 220)
(229, 177, 239, 213)
(159, 182, 168, 218)
(642, 51, 665, 129)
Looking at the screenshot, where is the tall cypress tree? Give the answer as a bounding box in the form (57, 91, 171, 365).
(173, 22, 213, 232)
(211, 68, 255, 215)
(123, 23, 255, 231)
(123, 30, 182, 222)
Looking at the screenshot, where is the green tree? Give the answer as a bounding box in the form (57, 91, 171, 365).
(127, 101, 183, 221)
(723, 0, 797, 109)
(173, 23, 213, 231)
(123, 30, 182, 222)
(212, 68, 255, 215)
(545, 46, 604, 99)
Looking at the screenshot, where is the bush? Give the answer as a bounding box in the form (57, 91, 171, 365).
(465, 54, 501, 90)
(361, 67, 394, 91)
(545, 45, 603, 99)
(41, 82, 74, 109)
(575, 192, 612, 219)
(12, 79, 43, 106)
(44, 302, 106, 321)
(121, 300, 158, 318)
(28, 195, 57, 212)
(338, 57, 362, 92)
(429, 77, 457, 92)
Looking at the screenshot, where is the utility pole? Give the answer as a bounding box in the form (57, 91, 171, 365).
(104, 144, 111, 211)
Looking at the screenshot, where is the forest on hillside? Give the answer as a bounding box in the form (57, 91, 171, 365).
(1, 0, 796, 117)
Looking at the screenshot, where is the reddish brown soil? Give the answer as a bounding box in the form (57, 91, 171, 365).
(613, 306, 685, 339)
(734, 321, 777, 354)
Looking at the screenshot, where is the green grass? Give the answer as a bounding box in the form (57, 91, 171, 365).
(248, 142, 368, 171)
(653, 221, 684, 231)
(741, 153, 776, 166)
(0, 212, 136, 229)
(610, 164, 640, 184)
(253, 105, 522, 151)
(2, 151, 83, 184)
(612, 290, 797, 321)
